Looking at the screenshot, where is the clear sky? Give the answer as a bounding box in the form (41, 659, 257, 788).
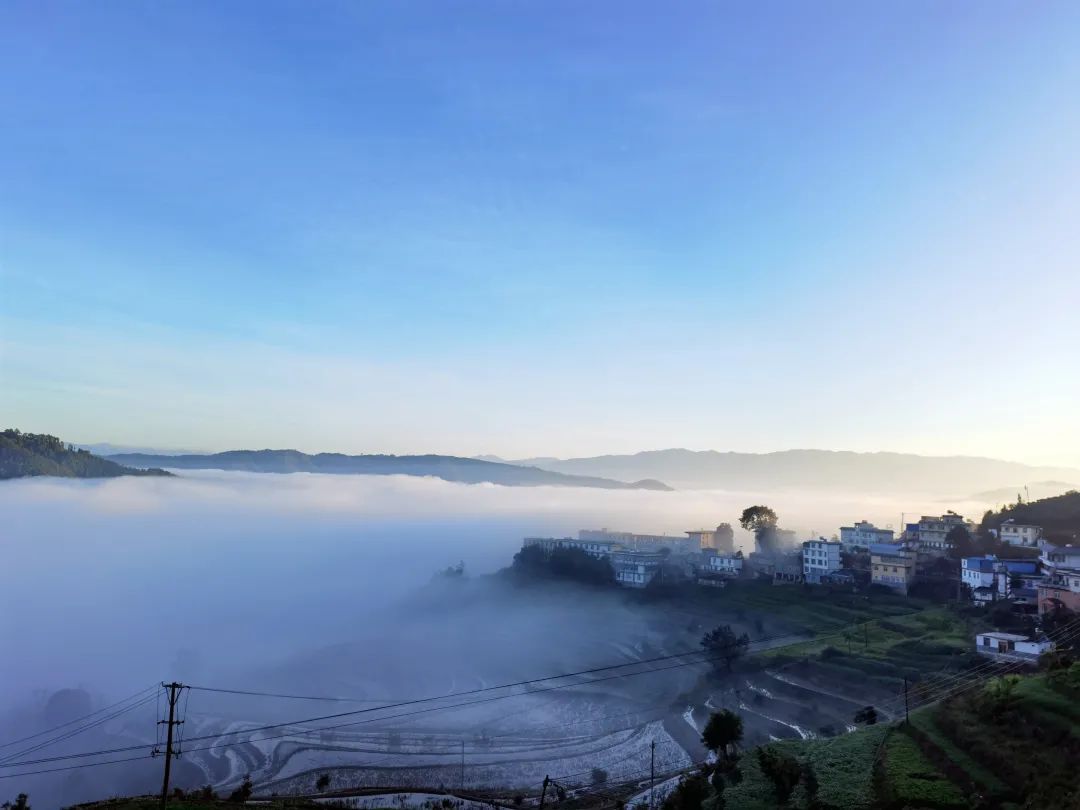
(2, 1, 1079, 465)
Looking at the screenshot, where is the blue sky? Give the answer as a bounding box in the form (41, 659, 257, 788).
(2, 1, 1079, 464)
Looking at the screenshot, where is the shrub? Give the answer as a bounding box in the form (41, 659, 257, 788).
(227, 775, 253, 804)
(757, 747, 801, 804)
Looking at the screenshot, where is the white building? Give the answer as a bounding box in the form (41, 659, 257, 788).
(611, 549, 665, 588)
(523, 536, 619, 559)
(975, 632, 1054, 663)
(579, 528, 699, 554)
(705, 551, 744, 577)
(999, 520, 1042, 547)
(839, 521, 894, 550)
(802, 538, 842, 584)
(1040, 543, 1080, 574)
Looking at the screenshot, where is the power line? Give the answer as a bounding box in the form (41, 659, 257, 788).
(0, 685, 157, 752)
(4, 610, 1042, 773)
(0, 619, 908, 772)
(0, 754, 151, 781)
(0, 694, 158, 767)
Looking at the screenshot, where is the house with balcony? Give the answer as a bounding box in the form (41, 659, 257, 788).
(703, 549, 744, 577)
(802, 538, 842, 584)
(961, 556, 1042, 603)
(522, 536, 620, 559)
(913, 512, 976, 556)
(870, 543, 917, 594)
(611, 549, 666, 588)
(975, 631, 1054, 663)
(839, 520, 894, 551)
(1038, 567, 1080, 615)
(579, 528, 699, 555)
(999, 520, 1042, 547)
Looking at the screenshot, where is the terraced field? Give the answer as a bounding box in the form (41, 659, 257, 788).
(703, 672, 1080, 809)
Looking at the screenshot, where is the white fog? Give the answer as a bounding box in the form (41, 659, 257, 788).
(0, 472, 1000, 807)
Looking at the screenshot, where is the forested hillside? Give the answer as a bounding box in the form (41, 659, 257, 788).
(0, 430, 172, 479)
(981, 490, 1080, 543)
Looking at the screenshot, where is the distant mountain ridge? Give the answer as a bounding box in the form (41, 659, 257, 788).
(492, 448, 1080, 494)
(1, 430, 173, 480)
(107, 449, 673, 490)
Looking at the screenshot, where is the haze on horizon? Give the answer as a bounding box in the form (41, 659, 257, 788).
(3, 2, 1080, 466)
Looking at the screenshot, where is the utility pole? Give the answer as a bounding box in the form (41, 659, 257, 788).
(650, 740, 656, 810)
(903, 677, 910, 725)
(460, 739, 465, 792)
(539, 776, 549, 810)
(158, 682, 186, 808)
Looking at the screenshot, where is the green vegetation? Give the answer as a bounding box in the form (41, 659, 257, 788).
(0, 429, 172, 479)
(507, 544, 616, 586)
(719, 725, 888, 809)
(701, 709, 743, 761)
(981, 490, 1080, 544)
(700, 625, 750, 673)
(708, 672, 1080, 809)
(880, 730, 966, 808)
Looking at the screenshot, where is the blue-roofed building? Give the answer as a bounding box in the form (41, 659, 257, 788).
(962, 555, 1043, 603)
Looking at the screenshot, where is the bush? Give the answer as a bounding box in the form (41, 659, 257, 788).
(661, 773, 709, 810)
(227, 775, 253, 804)
(757, 748, 801, 804)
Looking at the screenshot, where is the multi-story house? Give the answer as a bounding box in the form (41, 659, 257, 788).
(870, 543, 917, 594)
(962, 556, 1042, 604)
(704, 549, 743, 576)
(579, 528, 699, 555)
(839, 521, 894, 551)
(1039, 543, 1080, 574)
(802, 538, 842, 584)
(522, 536, 619, 559)
(611, 549, 666, 588)
(1038, 567, 1080, 615)
(999, 520, 1042, 547)
(914, 513, 976, 555)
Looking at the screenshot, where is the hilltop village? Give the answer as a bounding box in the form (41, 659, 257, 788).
(518, 499, 1080, 661)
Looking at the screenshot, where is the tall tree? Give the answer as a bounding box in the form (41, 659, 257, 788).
(701, 625, 751, 673)
(739, 505, 778, 534)
(740, 506, 783, 554)
(946, 525, 976, 559)
(701, 710, 743, 761)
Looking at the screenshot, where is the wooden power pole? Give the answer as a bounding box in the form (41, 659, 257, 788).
(650, 740, 656, 810)
(903, 677, 910, 725)
(159, 682, 186, 808)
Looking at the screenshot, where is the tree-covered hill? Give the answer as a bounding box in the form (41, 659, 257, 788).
(980, 490, 1080, 544)
(0, 430, 172, 479)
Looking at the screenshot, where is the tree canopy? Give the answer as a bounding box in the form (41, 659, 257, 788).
(509, 544, 616, 586)
(701, 625, 751, 673)
(0, 429, 171, 479)
(739, 505, 778, 534)
(701, 709, 743, 760)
